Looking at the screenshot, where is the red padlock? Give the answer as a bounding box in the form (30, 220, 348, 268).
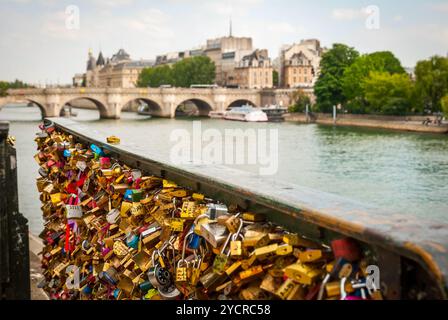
(100, 157, 111, 169)
(331, 237, 361, 262)
(46, 159, 56, 167)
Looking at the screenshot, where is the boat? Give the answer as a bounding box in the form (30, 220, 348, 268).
(224, 104, 268, 122)
(208, 111, 225, 119)
(261, 104, 288, 122)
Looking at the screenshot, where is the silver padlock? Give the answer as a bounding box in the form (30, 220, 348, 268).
(200, 222, 228, 248)
(206, 203, 228, 220)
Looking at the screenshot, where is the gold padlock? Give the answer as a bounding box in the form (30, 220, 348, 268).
(284, 263, 323, 285)
(253, 243, 278, 260)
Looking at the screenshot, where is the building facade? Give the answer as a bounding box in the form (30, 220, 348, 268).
(204, 35, 253, 86)
(229, 49, 273, 89)
(80, 49, 154, 88)
(279, 39, 325, 88)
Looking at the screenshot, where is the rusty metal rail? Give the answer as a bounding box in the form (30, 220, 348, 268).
(48, 117, 448, 299)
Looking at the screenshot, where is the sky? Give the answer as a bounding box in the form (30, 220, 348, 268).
(0, 0, 447, 85)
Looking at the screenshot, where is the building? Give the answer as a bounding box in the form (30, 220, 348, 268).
(155, 46, 205, 66)
(279, 39, 325, 88)
(81, 49, 154, 88)
(229, 49, 273, 89)
(204, 34, 253, 86)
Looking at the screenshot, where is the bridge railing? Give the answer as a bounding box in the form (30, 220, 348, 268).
(47, 117, 448, 299)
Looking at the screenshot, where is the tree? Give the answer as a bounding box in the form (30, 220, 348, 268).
(442, 95, 448, 118)
(0, 79, 32, 96)
(137, 65, 174, 88)
(288, 89, 311, 113)
(314, 43, 359, 112)
(363, 71, 414, 115)
(414, 56, 448, 114)
(172, 56, 216, 87)
(273, 70, 279, 87)
(342, 51, 405, 109)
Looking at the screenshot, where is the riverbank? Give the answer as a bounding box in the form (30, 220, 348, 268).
(284, 113, 448, 134)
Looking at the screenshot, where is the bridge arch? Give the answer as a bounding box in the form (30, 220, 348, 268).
(226, 99, 258, 110)
(60, 97, 108, 119)
(174, 98, 214, 117)
(0, 98, 47, 119)
(122, 97, 164, 117)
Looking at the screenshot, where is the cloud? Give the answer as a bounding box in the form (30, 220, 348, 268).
(205, 0, 263, 17)
(267, 22, 302, 34)
(91, 0, 134, 7)
(332, 8, 368, 21)
(120, 9, 174, 39)
(429, 3, 448, 12)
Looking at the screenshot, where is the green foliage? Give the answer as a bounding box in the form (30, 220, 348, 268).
(137, 65, 174, 88)
(172, 56, 216, 87)
(0, 79, 32, 96)
(288, 90, 311, 113)
(414, 56, 448, 113)
(273, 70, 279, 87)
(441, 95, 448, 117)
(363, 72, 414, 115)
(137, 56, 216, 88)
(342, 51, 405, 103)
(314, 43, 359, 112)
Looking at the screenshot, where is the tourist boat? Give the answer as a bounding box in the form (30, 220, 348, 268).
(224, 104, 268, 122)
(208, 111, 225, 119)
(261, 104, 288, 122)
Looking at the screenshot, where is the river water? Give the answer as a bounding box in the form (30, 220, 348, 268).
(1, 104, 448, 235)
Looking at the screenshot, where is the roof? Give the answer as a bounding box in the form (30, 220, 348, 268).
(111, 48, 131, 63)
(96, 51, 105, 66)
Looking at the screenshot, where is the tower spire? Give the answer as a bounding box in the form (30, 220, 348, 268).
(229, 18, 232, 37)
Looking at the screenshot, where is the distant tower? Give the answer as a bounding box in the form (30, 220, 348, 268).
(229, 18, 233, 37)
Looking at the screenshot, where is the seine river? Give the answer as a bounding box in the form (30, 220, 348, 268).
(1, 104, 448, 235)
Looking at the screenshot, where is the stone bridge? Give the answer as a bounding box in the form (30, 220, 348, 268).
(2, 87, 268, 119)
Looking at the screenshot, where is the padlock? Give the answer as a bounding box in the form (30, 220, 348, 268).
(230, 218, 244, 256)
(200, 222, 228, 248)
(213, 232, 233, 273)
(224, 215, 240, 234)
(331, 238, 362, 262)
(284, 263, 323, 286)
(65, 204, 83, 219)
(188, 233, 201, 250)
(206, 203, 228, 220)
(176, 260, 188, 283)
(199, 268, 227, 291)
(276, 278, 298, 300)
(298, 249, 328, 263)
(340, 277, 363, 300)
(180, 201, 197, 220)
(260, 273, 282, 295)
(189, 257, 203, 286)
(253, 243, 278, 260)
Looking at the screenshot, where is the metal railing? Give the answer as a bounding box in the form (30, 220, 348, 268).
(47, 117, 448, 299)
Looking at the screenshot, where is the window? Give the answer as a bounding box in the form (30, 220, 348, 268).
(304, 77, 307, 82)
(293, 77, 296, 83)
(294, 68, 296, 74)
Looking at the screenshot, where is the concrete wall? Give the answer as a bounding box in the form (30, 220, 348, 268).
(284, 112, 448, 133)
